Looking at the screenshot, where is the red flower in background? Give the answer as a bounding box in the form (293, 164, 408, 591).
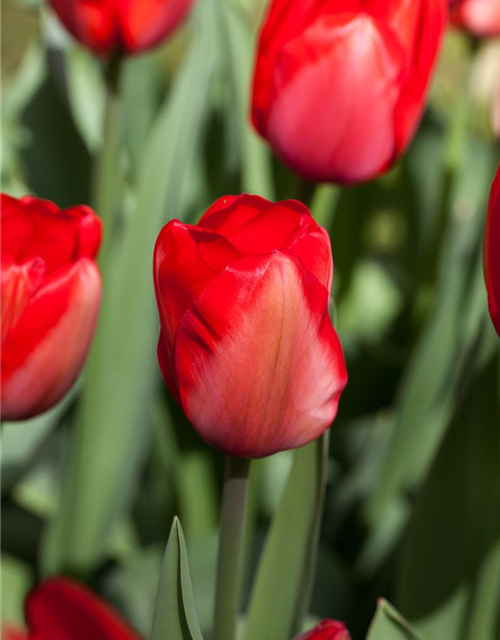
(450, 0, 500, 37)
(49, 0, 197, 56)
(154, 194, 347, 459)
(1, 195, 102, 421)
(485, 165, 500, 337)
(294, 620, 352, 640)
(252, 0, 448, 184)
(2, 577, 140, 640)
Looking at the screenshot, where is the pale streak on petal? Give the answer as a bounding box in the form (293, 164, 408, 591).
(178, 252, 346, 458)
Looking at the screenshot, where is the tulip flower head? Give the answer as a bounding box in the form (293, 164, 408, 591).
(1, 195, 102, 421)
(49, 0, 197, 56)
(2, 577, 141, 640)
(294, 619, 352, 640)
(485, 165, 500, 337)
(252, 0, 448, 184)
(450, 0, 500, 37)
(154, 194, 347, 459)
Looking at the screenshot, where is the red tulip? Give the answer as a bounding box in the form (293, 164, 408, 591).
(450, 0, 500, 37)
(2, 577, 140, 640)
(154, 194, 347, 459)
(293, 619, 352, 640)
(485, 165, 500, 337)
(1, 195, 102, 421)
(252, 0, 448, 184)
(49, 0, 197, 56)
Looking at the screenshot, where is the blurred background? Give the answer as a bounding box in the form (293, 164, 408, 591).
(2, 0, 500, 639)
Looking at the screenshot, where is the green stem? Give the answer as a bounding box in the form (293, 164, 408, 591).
(421, 39, 475, 288)
(295, 177, 317, 209)
(93, 55, 123, 267)
(213, 456, 251, 640)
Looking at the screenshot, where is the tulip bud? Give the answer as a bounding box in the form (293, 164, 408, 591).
(252, 0, 448, 185)
(450, 0, 500, 38)
(485, 165, 500, 337)
(2, 577, 140, 640)
(48, 0, 197, 56)
(1, 195, 102, 421)
(154, 194, 347, 459)
(293, 619, 351, 640)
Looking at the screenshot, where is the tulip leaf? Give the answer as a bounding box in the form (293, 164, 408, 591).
(42, 0, 219, 575)
(395, 356, 500, 640)
(215, 0, 274, 199)
(366, 599, 426, 640)
(244, 434, 329, 640)
(365, 143, 498, 528)
(151, 518, 204, 640)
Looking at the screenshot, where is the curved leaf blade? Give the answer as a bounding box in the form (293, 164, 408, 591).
(152, 518, 204, 640)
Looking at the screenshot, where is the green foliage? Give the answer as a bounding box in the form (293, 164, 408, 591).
(1, 1, 500, 639)
(152, 518, 204, 640)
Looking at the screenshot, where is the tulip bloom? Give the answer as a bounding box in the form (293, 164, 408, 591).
(485, 165, 500, 337)
(49, 0, 197, 56)
(450, 0, 500, 37)
(252, 0, 448, 184)
(1, 195, 102, 421)
(294, 620, 352, 640)
(3, 577, 140, 640)
(154, 194, 347, 459)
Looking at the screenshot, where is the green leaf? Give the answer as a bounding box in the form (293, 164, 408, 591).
(366, 600, 426, 640)
(244, 435, 329, 640)
(152, 518, 204, 640)
(42, 0, 219, 575)
(1, 396, 67, 493)
(365, 142, 498, 526)
(396, 357, 500, 640)
(215, 0, 274, 198)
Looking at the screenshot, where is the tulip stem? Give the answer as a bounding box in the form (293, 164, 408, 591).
(93, 55, 123, 266)
(213, 455, 251, 640)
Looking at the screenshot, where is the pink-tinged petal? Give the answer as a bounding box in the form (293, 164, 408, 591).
(24, 577, 141, 640)
(451, 0, 500, 37)
(49, 0, 118, 54)
(154, 220, 241, 397)
(293, 619, 352, 640)
(1, 259, 101, 421)
(252, 0, 326, 135)
(175, 251, 347, 458)
(1, 257, 45, 341)
(266, 13, 405, 184)
(485, 165, 500, 337)
(120, 0, 196, 52)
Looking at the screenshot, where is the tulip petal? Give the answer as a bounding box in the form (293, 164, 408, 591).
(24, 577, 140, 640)
(198, 194, 268, 235)
(154, 220, 241, 396)
(1, 257, 45, 341)
(175, 250, 347, 458)
(451, 0, 500, 37)
(485, 166, 500, 337)
(1, 195, 102, 275)
(266, 13, 404, 183)
(294, 619, 352, 640)
(121, 0, 196, 52)
(1, 259, 101, 421)
(49, 0, 118, 54)
(391, 0, 448, 151)
(285, 218, 333, 293)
